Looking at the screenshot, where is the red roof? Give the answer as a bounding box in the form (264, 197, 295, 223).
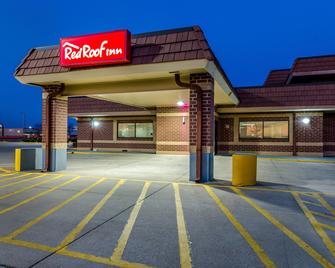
(15, 26, 215, 77)
(264, 69, 290, 86)
(235, 83, 335, 108)
(292, 55, 335, 74)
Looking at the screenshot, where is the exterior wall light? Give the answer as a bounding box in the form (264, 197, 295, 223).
(92, 120, 100, 128)
(302, 117, 310, 125)
(177, 100, 185, 107)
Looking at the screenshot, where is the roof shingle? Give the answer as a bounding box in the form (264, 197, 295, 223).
(15, 26, 215, 77)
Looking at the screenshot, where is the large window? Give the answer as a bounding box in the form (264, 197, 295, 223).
(118, 122, 153, 139)
(239, 119, 289, 140)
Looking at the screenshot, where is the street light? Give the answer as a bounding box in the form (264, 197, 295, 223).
(91, 119, 100, 151)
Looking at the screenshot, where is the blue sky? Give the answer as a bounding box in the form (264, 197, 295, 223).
(1, 0, 335, 127)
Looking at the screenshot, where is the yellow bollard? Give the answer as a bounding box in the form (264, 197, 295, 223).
(15, 149, 21, 172)
(232, 153, 257, 186)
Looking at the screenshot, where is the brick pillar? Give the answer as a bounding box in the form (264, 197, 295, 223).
(189, 73, 214, 182)
(42, 86, 68, 171)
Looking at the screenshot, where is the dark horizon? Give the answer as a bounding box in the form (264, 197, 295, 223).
(1, 0, 335, 127)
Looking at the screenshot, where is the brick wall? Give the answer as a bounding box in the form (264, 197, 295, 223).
(324, 113, 335, 155)
(156, 107, 189, 154)
(42, 86, 68, 146)
(217, 112, 328, 156)
(76, 117, 156, 153)
(189, 73, 214, 150)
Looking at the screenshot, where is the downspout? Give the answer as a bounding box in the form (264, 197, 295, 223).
(174, 74, 202, 182)
(43, 85, 65, 172)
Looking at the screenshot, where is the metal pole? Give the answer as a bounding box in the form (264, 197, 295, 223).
(91, 118, 94, 151)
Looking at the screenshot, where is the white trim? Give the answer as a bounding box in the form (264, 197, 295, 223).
(156, 112, 189, 117)
(156, 141, 189, 145)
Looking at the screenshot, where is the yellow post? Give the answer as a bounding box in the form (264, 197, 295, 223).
(232, 153, 257, 186)
(15, 149, 21, 172)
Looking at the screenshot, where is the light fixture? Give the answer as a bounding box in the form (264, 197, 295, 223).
(177, 100, 185, 107)
(302, 117, 310, 125)
(28, 126, 32, 129)
(92, 120, 100, 128)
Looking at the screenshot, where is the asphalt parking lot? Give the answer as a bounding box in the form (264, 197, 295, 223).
(1, 143, 335, 267)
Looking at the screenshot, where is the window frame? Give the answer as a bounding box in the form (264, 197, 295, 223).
(239, 118, 289, 142)
(117, 121, 154, 140)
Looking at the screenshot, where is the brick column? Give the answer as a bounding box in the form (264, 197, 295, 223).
(42, 86, 68, 171)
(189, 73, 214, 182)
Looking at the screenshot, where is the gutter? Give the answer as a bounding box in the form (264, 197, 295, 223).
(174, 73, 202, 182)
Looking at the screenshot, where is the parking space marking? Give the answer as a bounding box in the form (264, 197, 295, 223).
(293, 192, 335, 258)
(0, 172, 19, 178)
(0, 168, 11, 173)
(59, 179, 125, 249)
(0, 174, 64, 201)
(315, 194, 335, 216)
(312, 211, 335, 221)
(0, 176, 81, 216)
(0, 172, 31, 183)
(204, 185, 276, 268)
(301, 200, 324, 208)
(5, 177, 107, 240)
(173, 183, 192, 268)
(232, 187, 335, 268)
(111, 182, 151, 261)
(319, 223, 335, 232)
(0, 237, 151, 268)
(0, 173, 47, 190)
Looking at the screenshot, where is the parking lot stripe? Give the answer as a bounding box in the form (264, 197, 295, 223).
(111, 182, 151, 261)
(58, 179, 125, 249)
(173, 183, 192, 268)
(312, 211, 335, 221)
(319, 223, 335, 232)
(5, 177, 106, 240)
(0, 168, 11, 173)
(0, 174, 65, 201)
(0, 173, 48, 190)
(0, 172, 31, 183)
(204, 186, 276, 268)
(293, 192, 335, 258)
(0, 172, 19, 178)
(302, 200, 323, 208)
(0, 176, 81, 216)
(0, 237, 151, 268)
(314, 193, 335, 217)
(232, 187, 335, 268)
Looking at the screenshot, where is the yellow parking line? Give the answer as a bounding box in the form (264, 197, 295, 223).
(232, 187, 334, 268)
(0, 172, 20, 178)
(314, 193, 335, 217)
(5, 177, 106, 239)
(204, 185, 276, 268)
(0, 173, 48, 190)
(0, 176, 81, 216)
(301, 200, 323, 208)
(0, 168, 11, 173)
(173, 183, 192, 268)
(111, 182, 151, 261)
(259, 157, 335, 165)
(312, 211, 335, 221)
(58, 179, 125, 249)
(0, 172, 31, 183)
(0, 174, 64, 201)
(292, 192, 335, 258)
(0, 237, 151, 268)
(319, 223, 335, 232)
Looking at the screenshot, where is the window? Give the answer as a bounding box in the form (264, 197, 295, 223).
(264, 121, 289, 139)
(239, 121, 263, 139)
(118, 122, 153, 138)
(118, 123, 135, 138)
(135, 123, 153, 138)
(239, 119, 289, 140)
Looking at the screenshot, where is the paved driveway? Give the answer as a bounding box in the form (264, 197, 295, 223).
(0, 169, 334, 267)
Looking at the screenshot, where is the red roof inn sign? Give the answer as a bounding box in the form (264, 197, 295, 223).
(60, 30, 131, 68)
